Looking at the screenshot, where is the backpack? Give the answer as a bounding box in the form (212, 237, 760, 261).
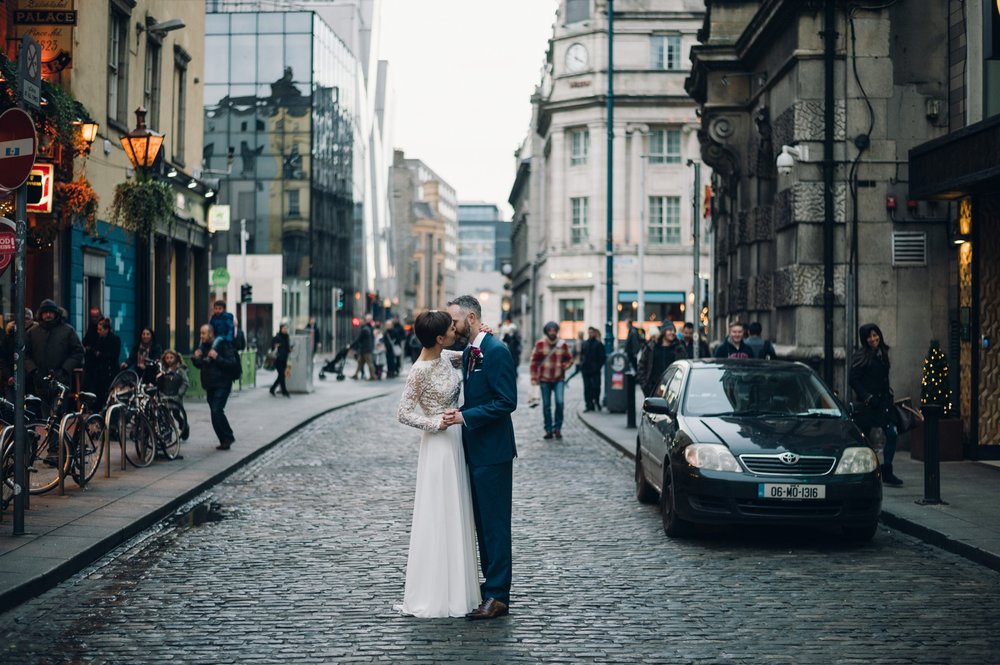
(224, 348, 244, 382)
(234, 329, 247, 351)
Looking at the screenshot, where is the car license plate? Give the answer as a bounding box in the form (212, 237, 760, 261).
(758, 483, 826, 500)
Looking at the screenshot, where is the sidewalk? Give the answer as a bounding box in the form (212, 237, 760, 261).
(0, 361, 395, 610)
(577, 402, 1000, 572)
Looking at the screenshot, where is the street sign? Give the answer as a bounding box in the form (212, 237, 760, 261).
(0, 217, 16, 277)
(208, 204, 231, 232)
(0, 108, 36, 191)
(211, 267, 231, 288)
(18, 34, 41, 111)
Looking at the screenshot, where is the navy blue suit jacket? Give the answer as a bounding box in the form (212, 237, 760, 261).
(460, 333, 518, 467)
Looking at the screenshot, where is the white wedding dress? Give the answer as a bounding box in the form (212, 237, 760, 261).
(394, 353, 481, 618)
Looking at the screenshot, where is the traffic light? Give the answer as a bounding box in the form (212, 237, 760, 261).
(335, 287, 344, 310)
(240, 282, 253, 303)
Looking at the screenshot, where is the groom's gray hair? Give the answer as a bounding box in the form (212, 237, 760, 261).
(448, 295, 482, 319)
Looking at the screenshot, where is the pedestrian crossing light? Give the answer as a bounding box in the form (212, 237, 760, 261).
(240, 282, 252, 303)
(335, 287, 344, 310)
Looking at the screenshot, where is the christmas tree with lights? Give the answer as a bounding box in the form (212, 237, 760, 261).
(920, 340, 953, 416)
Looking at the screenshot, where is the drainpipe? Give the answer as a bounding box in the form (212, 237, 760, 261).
(822, 0, 837, 385)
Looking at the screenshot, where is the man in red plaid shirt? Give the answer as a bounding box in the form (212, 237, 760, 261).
(529, 321, 574, 440)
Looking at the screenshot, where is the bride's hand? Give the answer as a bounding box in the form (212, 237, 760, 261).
(479, 322, 493, 335)
(437, 418, 449, 430)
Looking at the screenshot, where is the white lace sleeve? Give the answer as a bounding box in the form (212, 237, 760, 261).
(443, 349, 464, 369)
(397, 366, 442, 432)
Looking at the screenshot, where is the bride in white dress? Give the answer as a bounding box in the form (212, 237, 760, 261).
(395, 310, 481, 618)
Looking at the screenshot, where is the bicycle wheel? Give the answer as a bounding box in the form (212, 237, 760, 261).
(153, 404, 180, 460)
(28, 421, 66, 494)
(122, 409, 155, 468)
(67, 413, 106, 485)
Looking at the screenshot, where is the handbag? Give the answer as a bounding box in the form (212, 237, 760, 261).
(263, 349, 277, 371)
(528, 383, 540, 408)
(893, 397, 924, 434)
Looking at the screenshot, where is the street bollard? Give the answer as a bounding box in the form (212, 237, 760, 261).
(625, 370, 637, 429)
(916, 404, 946, 505)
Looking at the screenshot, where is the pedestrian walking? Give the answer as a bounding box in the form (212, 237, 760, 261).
(122, 326, 162, 384)
(350, 314, 377, 380)
(713, 321, 753, 359)
(25, 299, 85, 398)
(580, 327, 606, 411)
(269, 323, 292, 398)
(636, 322, 688, 397)
(502, 324, 523, 374)
(849, 323, 903, 486)
(681, 321, 710, 359)
(157, 349, 190, 441)
(744, 321, 777, 359)
(192, 323, 241, 450)
(529, 321, 574, 440)
(373, 325, 387, 379)
(624, 318, 643, 371)
(83, 317, 122, 408)
(564, 330, 586, 384)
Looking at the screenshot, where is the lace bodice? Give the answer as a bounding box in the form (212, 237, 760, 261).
(397, 352, 463, 432)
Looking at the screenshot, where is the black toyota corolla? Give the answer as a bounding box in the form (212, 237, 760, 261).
(634, 359, 882, 541)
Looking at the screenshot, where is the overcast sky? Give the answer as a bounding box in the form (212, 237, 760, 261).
(379, 0, 559, 218)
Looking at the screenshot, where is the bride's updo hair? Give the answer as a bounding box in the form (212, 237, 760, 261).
(414, 310, 452, 348)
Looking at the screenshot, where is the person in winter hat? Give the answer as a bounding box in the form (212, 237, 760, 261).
(848, 323, 903, 487)
(25, 299, 85, 398)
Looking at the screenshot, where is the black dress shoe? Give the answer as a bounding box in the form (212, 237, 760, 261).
(465, 598, 509, 621)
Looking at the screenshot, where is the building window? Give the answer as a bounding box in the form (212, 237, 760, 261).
(559, 298, 585, 339)
(107, 6, 129, 125)
(173, 46, 191, 165)
(570, 128, 589, 166)
(570, 196, 589, 245)
(648, 129, 681, 164)
(649, 196, 681, 245)
(651, 35, 682, 71)
(144, 41, 162, 130)
(288, 189, 301, 217)
(565, 0, 590, 23)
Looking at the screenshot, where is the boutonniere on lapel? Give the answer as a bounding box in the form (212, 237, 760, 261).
(468, 346, 484, 376)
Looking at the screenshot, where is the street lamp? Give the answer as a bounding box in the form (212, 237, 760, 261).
(119, 107, 163, 171)
(73, 120, 99, 153)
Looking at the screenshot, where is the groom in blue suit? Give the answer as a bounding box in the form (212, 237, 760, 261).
(444, 295, 518, 620)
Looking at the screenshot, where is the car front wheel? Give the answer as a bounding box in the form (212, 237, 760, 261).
(660, 464, 693, 538)
(635, 440, 658, 504)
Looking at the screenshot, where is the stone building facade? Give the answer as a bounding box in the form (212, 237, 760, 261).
(687, 0, 953, 400)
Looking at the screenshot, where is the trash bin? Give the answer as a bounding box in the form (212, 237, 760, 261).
(605, 351, 630, 413)
(285, 333, 314, 393)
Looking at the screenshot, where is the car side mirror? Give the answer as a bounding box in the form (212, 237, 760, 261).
(643, 396, 672, 416)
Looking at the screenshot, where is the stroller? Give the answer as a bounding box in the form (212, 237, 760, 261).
(318, 346, 351, 381)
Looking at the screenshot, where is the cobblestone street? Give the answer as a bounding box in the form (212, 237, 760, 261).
(1, 390, 999, 664)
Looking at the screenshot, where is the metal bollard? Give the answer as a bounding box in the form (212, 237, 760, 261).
(916, 404, 946, 505)
(625, 370, 637, 429)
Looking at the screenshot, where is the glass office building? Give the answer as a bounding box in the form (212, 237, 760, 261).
(204, 11, 359, 349)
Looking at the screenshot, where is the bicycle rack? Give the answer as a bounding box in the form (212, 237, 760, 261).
(104, 402, 125, 477)
(57, 413, 75, 496)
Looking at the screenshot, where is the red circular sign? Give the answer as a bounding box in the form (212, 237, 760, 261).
(0, 108, 37, 191)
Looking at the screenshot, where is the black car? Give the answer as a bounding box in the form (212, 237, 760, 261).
(635, 359, 882, 541)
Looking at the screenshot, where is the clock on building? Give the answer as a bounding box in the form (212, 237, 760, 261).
(565, 43, 588, 73)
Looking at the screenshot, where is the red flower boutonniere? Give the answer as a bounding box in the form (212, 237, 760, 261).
(468, 346, 484, 376)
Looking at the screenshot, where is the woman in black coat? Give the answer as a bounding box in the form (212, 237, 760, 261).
(848, 323, 902, 486)
(123, 327, 162, 384)
(270, 323, 292, 397)
(84, 317, 122, 408)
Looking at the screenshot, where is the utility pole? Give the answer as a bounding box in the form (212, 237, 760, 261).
(604, 0, 615, 355)
(689, 160, 701, 358)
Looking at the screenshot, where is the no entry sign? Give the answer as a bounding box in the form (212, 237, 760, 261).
(0, 217, 16, 277)
(0, 108, 37, 191)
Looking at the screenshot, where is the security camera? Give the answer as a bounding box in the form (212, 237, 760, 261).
(776, 145, 808, 176)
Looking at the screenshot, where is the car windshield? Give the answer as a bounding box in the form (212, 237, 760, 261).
(683, 365, 844, 418)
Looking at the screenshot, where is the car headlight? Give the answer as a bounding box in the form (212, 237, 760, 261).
(684, 443, 742, 472)
(834, 447, 878, 474)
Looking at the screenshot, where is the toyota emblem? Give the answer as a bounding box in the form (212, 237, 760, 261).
(779, 452, 799, 465)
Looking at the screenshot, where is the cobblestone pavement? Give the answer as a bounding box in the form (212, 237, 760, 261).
(1, 390, 1000, 664)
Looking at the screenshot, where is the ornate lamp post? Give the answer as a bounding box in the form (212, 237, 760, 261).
(73, 120, 99, 153)
(119, 106, 165, 327)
